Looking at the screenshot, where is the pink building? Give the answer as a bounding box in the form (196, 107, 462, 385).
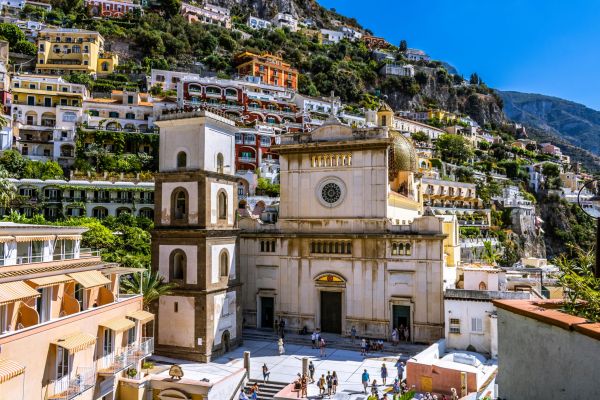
(86, 0, 142, 18)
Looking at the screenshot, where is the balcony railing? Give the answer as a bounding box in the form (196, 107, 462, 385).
(97, 348, 135, 375)
(50, 366, 96, 400)
(238, 156, 256, 163)
(14, 249, 100, 265)
(129, 337, 154, 361)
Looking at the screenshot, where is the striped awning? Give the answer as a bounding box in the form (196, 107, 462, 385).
(101, 266, 145, 276)
(0, 281, 41, 306)
(27, 274, 73, 289)
(100, 317, 135, 333)
(68, 270, 111, 289)
(56, 235, 82, 241)
(51, 332, 96, 352)
(0, 359, 25, 383)
(0, 236, 14, 243)
(15, 235, 55, 242)
(126, 310, 154, 324)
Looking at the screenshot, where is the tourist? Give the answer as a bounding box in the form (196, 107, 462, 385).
(381, 363, 388, 385)
(300, 373, 308, 398)
(377, 339, 384, 351)
(391, 328, 398, 346)
(279, 319, 286, 339)
(308, 361, 315, 382)
(360, 338, 367, 356)
(361, 369, 370, 394)
(239, 389, 249, 400)
(332, 371, 338, 394)
(365, 339, 371, 354)
(250, 388, 258, 400)
(404, 326, 409, 342)
(251, 382, 259, 395)
(351, 325, 357, 343)
(367, 394, 378, 400)
(278, 337, 285, 355)
(371, 379, 378, 396)
(450, 388, 458, 400)
(318, 374, 326, 396)
(262, 363, 270, 382)
(394, 358, 404, 380)
(392, 377, 400, 393)
(399, 324, 405, 341)
(319, 336, 326, 357)
(326, 371, 333, 396)
(274, 319, 279, 334)
(311, 330, 317, 349)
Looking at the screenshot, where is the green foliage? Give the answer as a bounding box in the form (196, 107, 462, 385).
(454, 166, 475, 183)
(0, 150, 26, 176)
(0, 23, 25, 46)
(410, 131, 429, 143)
(12, 40, 36, 55)
(469, 72, 481, 85)
(256, 178, 280, 197)
(555, 246, 600, 322)
(0, 150, 65, 179)
(381, 76, 420, 97)
(542, 162, 560, 178)
(121, 270, 177, 310)
(399, 39, 407, 52)
(435, 133, 474, 165)
(0, 168, 16, 207)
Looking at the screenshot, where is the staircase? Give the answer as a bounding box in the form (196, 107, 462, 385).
(243, 379, 288, 400)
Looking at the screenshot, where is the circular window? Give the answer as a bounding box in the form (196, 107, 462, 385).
(316, 178, 346, 208)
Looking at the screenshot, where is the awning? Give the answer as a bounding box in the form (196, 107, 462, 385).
(101, 266, 145, 276)
(100, 317, 135, 333)
(126, 310, 154, 324)
(0, 281, 41, 306)
(52, 332, 96, 352)
(0, 359, 25, 383)
(68, 270, 111, 289)
(56, 235, 82, 241)
(27, 274, 73, 289)
(15, 235, 55, 242)
(0, 236, 14, 243)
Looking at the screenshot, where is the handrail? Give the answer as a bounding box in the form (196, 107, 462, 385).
(229, 370, 248, 400)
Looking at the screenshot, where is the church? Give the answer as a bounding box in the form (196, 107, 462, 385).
(238, 105, 458, 343)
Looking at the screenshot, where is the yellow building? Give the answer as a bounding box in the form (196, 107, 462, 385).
(0, 222, 154, 399)
(36, 28, 118, 75)
(427, 109, 458, 124)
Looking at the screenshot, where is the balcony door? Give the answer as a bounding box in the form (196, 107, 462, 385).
(55, 346, 72, 394)
(103, 328, 114, 357)
(36, 287, 52, 323)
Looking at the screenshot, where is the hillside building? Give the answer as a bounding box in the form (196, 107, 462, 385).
(404, 48, 431, 62)
(85, 0, 142, 18)
(82, 90, 155, 132)
(247, 15, 272, 30)
(234, 51, 299, 90)
(270, 12, 298, 32)
(36, 28, 118, 75)
(180, 2, 231, 28)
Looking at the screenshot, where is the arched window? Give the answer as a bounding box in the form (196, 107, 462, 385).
(381, 115, 387, 126)
(218, 191, 227, 220)
(176, 152, 187, 169)
(170, 250, 186, 281)
(220, 251, 228, 277)
(479, 281, 487, 290)
(405, 243, 412, 256)
(217, 153, 224, 174)
(172, 189, 187, 221)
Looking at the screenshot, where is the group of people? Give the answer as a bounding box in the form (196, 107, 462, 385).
(360, 337, 385, 355)
(238, 381, 260, 400)
(391, 325, 410, 345)
(311, 330, 327, 356)
(274, 318, 286, 338)
(361, 358, 407, 397)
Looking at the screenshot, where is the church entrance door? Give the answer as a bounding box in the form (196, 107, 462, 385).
(260, 297, 274, 329)
(393, 305, 411, 340)
(320, 291, 342, 333)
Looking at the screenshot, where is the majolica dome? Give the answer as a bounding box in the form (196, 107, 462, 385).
(378, 102, 394, 113)
(388, 130, 418, 179)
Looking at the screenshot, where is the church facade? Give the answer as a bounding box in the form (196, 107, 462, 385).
(239, 108, 456, 343)
(150, 111, 243, 362)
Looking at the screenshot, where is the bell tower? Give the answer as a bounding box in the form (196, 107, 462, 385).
(151, 111, 242, 362)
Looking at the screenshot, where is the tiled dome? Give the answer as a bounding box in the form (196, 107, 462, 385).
(388, 130, 418, 179)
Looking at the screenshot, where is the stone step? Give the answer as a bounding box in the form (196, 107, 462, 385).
(243, 379, 289, 400)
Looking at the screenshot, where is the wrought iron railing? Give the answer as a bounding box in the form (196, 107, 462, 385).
(50, 366, 96, 400)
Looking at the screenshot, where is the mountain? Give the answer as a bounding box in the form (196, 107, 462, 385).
(499, 91, 600, 162)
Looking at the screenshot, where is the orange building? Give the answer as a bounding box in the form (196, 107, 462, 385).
(234, 51, 299, 90)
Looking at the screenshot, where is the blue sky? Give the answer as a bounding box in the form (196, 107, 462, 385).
(318, 0, 600, 110)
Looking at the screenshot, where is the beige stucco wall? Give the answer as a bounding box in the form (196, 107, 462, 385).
(158, 244, 198, 284)
(157, 295, 195, 348)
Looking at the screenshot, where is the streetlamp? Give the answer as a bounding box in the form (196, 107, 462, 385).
(578, 179, 600, 278)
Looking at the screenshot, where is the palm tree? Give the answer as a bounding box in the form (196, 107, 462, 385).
(482, 240, 498, 265)
(121, 269, 177, 310)
(0, 168, 16, 208)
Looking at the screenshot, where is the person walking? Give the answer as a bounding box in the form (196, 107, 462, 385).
(360, 338, 366, 356)
(371, 379, 378, 396)
(319, 336, 326, 357)
(318, 374, 326, 396)
(274, 319, 279, 335)
(279, 319, 286, 339)
(391, 328, 398, 347)
(395, 358, 404, 380)
(381, 363, 388, 385)
(278, 337, 285, 355)
(326, 371, 333, 396)
(300, 373, 308, 398)
(332, 371, 338, 394)
(404, 326, 409, 342)
(308, 360, 315, 383)
(311, 330, 317, 349)
(262, 363, 270, 382)
(350, 325, 357, 344)
(361, 369, 370, 394)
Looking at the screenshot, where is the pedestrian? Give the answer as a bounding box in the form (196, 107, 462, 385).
(365, 339, 371, 354)
(308, 360, 315, 382)
(300, 373, 308, 398)
(311, 330, 317, 349)
(251, 382, 259, 395)
(279, 319, 286, 339)
(326, 371, 333, 396)
(262, 363, 270, 382)
(250, 388, 258, 400)
(274, 319, 279, 334)
(239, 389, 249, 400)
(319, 336, 326, 357)
(361, 369, 370, 394)
(450, 388, 458, 400)
(392, 328, 398, 346)
(392, 377, 400, 393)
(399, 324, 405, 341)
(318, 374, 326, 396)
(360, 338, 366, 356)
(332, 371, 338, 394)
(394, 358, 404, 380)
(278, 337, 285, 355)
(381, 363, 388, 385)
(351, 325, 357, 343)
(371, 379, 378, 395)
(404, 326, 409, 342)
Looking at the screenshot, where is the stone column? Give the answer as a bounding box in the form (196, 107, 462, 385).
(244, 351, 251, 378)
(302, 357, 308, 376)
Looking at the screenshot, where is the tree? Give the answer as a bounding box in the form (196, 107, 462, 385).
(0, 168, 16, 207)
(121, 270, 177, 310)
(0, 23, 25, 46)
(410, 131, 429, 143)
(62, 217, 116, 249)
(469, 73, 480, 85)
(482, 240, 499, 265)
(542, 162, 560, 179)
(0, 150, 26, 176)
(399, 39, 408, 52)
(12, 40, 36, 55)
(435, 134, 474, 164)
(455, 166, 475, 183)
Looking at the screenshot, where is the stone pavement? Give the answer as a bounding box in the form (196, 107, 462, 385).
(213, 335, 427, 399)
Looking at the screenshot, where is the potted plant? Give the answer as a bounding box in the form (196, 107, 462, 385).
(127, 368, 138, 379)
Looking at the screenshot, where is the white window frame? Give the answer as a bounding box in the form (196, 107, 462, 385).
(471, 317, 483, 333)
(55, 346, 71, 380)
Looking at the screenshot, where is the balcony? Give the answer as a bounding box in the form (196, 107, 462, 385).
(16, 249, 101, 265)
(49, 366, 96, 400)
(238, 156, 256, 163)
(129, 337, 154, 361)
(97, 348, 135, 375)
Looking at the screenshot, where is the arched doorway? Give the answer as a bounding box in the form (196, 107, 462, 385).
(221, 330, 230, 353)
(315, 273, 346, 334)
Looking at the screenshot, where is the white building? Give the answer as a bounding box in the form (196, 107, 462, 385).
(379, 63, 415, 78)
(270, 12, 298, 32)
(180, 2, 231, 29)
(247, 15, 271, 30)
(148, 69, 201, 92)
(320, 29, 344, 44)
(82, 90, 156, 132)
(340, 25, 362, 41)
(404, 48, 431, 62)
(391, 116, 445, 140)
